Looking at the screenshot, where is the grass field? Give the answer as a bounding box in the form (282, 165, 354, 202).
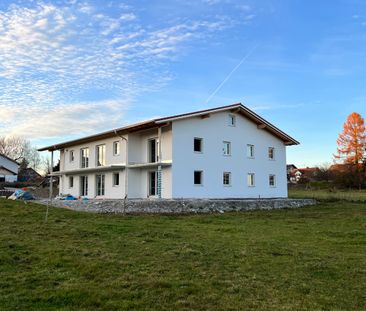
(289, 188, 366, 202)
(0, 199, 365, 310)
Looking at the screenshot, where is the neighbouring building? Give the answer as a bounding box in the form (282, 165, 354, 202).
(38, 103, 299, 199)
(0, 154, 19, 182)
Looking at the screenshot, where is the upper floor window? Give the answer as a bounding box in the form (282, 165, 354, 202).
(194, 138, 203, 153)
(80, 148, 89, 168)
(194, 170, 203, 185)
(247, 144, 254, 158)
(223, 141, 231, 156)
(69, 150, 74, 162)
(113, 141, 120, 156)
(268, 147, 275, 160)
(247, 173, 255, 187)
(223, 172, 231, 186)
(96, 145, 106, 167)
(228, 114, 236, 126)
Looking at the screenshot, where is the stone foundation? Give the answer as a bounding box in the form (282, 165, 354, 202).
(37, 198, 316, 214)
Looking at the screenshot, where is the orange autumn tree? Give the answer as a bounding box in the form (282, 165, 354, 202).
(334, 112, 366, 165)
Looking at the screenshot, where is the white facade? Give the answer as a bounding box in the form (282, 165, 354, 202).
(0, 155, 19, 182)
(42, 104, 298, 199)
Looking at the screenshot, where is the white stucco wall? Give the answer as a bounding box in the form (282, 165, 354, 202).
(171, 111, 288, 198)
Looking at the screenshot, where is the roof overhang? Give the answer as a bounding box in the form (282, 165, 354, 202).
(38, 103, 299, 151)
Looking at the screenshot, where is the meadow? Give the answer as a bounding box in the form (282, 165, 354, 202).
(0, 199, 365, 310)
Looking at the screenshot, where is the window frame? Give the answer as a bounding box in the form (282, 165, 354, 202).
(193, 137, 203, 153)
(268, 147, 275, 160)
(113, 172, 120, 187)
(96, 174, 105, 196)
(223, 172, 231, 186)
(194, 170, 203, 186)
(113, 141, 120, 156)
(223, 141, 231, 156)
(69, 150, 74, 163)
(269, 174, 276, 187)
(247, 173, 255, 187)
(247, 144, 255, 158)
(80, 148, 89, 168)
(69, 176, 74, 188)
(228, 114, 236, 127)
(96, 144, 106, 167)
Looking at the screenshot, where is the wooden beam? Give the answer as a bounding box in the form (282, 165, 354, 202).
(200, 113, 210, 119)
(257, 124, 266, 129)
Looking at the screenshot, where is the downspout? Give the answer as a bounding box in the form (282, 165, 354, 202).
(46, 148, 54, 222)
(114, 130, 128, 201)
(157, 122, 170, 199)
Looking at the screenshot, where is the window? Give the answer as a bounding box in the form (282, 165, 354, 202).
(96, 174, 105, 196)
(223, 172, 231, 186)
(194, 170, 203, 185)
(269, 174, 276, 187)
(194, 138, 203, 153)
(69, 176, 74, 188)
(148, 139, 158, 163)
(223, 141, 231, 156)
(80, 148, 89, 168)
(80, 176, 88, 196)
(113, 173, 120, 186)
(113, 141, 120, 156)
(247, 173, 255, 187)
(247, 144, 254, 158)
(268, 147, 275, 160)
(228, 114, 236, 126)
(96, 145, 106, 167)
(69, 150, 74, 162)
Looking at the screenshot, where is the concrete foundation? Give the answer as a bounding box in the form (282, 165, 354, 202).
(38, 198, 317, 214)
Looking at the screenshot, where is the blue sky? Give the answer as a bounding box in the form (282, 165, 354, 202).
(0, 0, 365, 167)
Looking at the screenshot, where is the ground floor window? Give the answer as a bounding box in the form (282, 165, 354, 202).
(223, 172, 231, 186)
(96, 174, 105, 196)
(113, 172, 120, 186)
(194, 170, 203, 185)
(69, 176, 74, 188)
(149, 171, 157, 196)
(80, 176, 88, 196)
(269, 174, 276, 187)
(247, 173, 255, 187)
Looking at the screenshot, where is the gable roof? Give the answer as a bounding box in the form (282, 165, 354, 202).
(0, 154, 20, 166)
(38, 103, 299, 151)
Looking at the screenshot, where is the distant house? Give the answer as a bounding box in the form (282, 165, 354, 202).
(18, 167, 43, 182)
(0, 154, 19, 182)
(297, 167, 320, 182)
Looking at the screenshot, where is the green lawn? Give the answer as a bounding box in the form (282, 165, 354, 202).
(289, 188, 366, 202)
(0, 199, 365, 310)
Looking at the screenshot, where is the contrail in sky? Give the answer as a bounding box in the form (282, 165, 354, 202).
(204, 43, 259, 105)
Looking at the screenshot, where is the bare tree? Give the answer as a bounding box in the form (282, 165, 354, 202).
(0, 135, 42, 171)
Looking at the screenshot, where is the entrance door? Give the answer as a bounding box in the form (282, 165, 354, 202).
(148, 171, 157, 197)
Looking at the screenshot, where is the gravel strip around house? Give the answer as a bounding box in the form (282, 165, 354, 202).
(36, 198, 316, 214)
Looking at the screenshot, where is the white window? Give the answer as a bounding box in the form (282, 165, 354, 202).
(96, 174, 105, 196)
(96, 145, 106, 167)
(80, 176, 88, 196)
(113, 141, 120, 156)
(80, 148, 89, 168)
(223, 141, 231, 156)
(113, 173, 120, 186)
(223, 172, 231, 186)
(247, 144, 254, 158)
(247, 173, 255, 187)
(228, 114, 236, 126)
(69, 176, 74, 188)
(194, 170, 203, 185)
(268, 147, 275, 160)
(269, 174, 276, 187)
(194, 138, 203, 153)
(69, 150, 74, 162)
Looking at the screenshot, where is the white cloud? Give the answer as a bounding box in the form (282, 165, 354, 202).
(0, 1, 232, 140)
